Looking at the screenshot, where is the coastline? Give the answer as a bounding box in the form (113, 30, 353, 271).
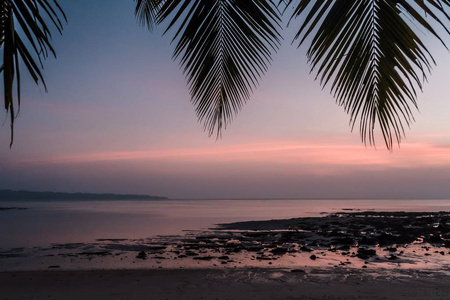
(1, 210, 449, 299)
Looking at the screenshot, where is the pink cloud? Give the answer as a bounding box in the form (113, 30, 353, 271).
(12, 139, 450, 172)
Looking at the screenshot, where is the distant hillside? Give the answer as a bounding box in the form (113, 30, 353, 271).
(0, 190, 167, 201)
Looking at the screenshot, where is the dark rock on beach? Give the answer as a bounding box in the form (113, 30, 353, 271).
(270, 247, 287, 255)
(384, 247, 397, 252)
(356, 248, 377, 259)
(427, 234, 444, 244)
(193, 256, 215, 260)
(388, 254, 399, 260)
(290, 269, 306, 273)
(300, 246, 313, 252)
(247, 246, 264, 252)
(332, 237, 355, 246)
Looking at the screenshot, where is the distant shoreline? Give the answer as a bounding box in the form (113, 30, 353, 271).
(0, 190, 167, 201)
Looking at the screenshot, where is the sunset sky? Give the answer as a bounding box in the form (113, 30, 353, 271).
(1, 1, 450, 199)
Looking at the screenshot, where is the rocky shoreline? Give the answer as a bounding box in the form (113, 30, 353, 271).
(1, 211, 450, 299)
(1, 211, 449, 274)
(213, 211, 450, 260)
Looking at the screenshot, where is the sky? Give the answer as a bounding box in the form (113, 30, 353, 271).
(1, 1, 450, 199)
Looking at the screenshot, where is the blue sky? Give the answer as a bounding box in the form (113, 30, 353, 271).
(1, 1, 450, 199)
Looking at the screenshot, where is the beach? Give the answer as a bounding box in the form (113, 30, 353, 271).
(1, 268, 449, 300)
(1, 208, 449, 299)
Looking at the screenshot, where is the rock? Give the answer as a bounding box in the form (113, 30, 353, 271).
(333, 237, 355, 246)
(310, 255, 317, 260)
(185, 251, 199, 256)
(356, 248, 376, 259)
(193, 256, 215, 260)
(427, 234, 443, 244)
(147, 245, 167, 251)
(384, 247, 397, 252)
(270, 247, 287, 255)
(337, 245, 350, 251)
(228, 247, 243, 253)
(247, 246, 264, 252)
(300, 246, 312, 252)
(359, 236, 377, 245)
(136, 251, 147, 259)
(290, 269, 306, 273)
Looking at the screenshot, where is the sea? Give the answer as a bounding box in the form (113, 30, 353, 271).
(1, 199, 449, 248)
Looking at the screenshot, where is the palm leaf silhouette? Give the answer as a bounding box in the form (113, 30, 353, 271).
(1, 0, 65, 147)
(140, 0, 282, 136)
(137, 0, 450, 149)
(135, 0, 164, 31)
(285, 0, 450, 149)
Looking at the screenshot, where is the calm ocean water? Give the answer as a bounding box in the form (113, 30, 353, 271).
(1, 199, 449, 248)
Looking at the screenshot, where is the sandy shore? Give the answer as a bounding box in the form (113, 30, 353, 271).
(1, 268, 449, 300)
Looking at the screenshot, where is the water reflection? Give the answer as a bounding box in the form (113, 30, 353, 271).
(1, 199, 449, 248)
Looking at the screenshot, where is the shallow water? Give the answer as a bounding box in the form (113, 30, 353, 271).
(1, 199, 449, 248)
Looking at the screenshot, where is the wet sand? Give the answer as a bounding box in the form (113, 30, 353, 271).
(1, 268, 449, 300)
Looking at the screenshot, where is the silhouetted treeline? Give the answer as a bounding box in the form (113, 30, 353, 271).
(0, 190, 167, 201)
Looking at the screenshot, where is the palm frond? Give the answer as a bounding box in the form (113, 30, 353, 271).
(135, 0, 164, 31)
(285, 0, 450, 150)
(1, 0, 65, 147)
(147, 0, 282, 136)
